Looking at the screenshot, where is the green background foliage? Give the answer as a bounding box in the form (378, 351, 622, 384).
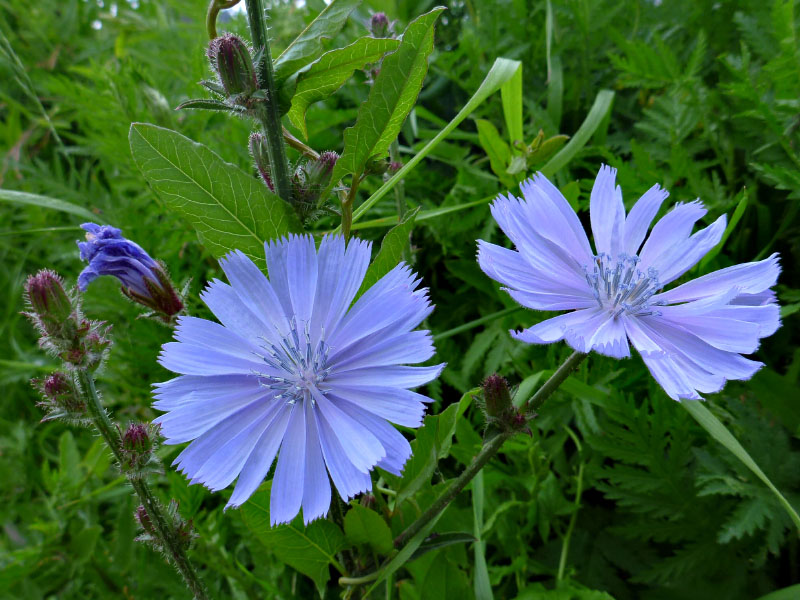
(1, 0, 799, 598)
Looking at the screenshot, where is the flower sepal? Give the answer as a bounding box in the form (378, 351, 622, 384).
(32, 371, 90, 426)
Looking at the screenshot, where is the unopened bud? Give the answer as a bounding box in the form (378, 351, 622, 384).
(482, 374, 512, 418)
(389, 161, 402, 174)
(208, 34, 257, 98)
(249, 132, 274, 192)
(121, 422, 159, 474)
(123, 423, 153, 454)
(364, 155, 390, 176)
(135, 505, 155, 535)
(24, 270, 72, 332)
(370, 12, 391, 37)
(33, 371, 86, 421)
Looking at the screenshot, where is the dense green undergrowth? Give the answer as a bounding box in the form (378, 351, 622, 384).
(1, 0, 799, 598)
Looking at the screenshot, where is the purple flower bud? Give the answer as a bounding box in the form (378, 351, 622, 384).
(389, 161, 403, 173)
(121, 422, 159, 474)
(134, 505, 156, 536)
(249, 133, 274, 192)
(123, 423, 153, 454)
(482, 374, 512, 418)
(304, 151, 338, 189)
(208, 34, 258, 98)
(24, 270, 73, 332)
(33, 371, 86, 420)
(370, 12, 391, 37)
(77, 223, 183, 320)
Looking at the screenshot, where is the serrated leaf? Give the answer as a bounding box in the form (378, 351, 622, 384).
(682, 401, 800, 531)
(273, 0, 361, 83)
(0, 189, 101, 222)
(332, 8, 444, 185)
(288, 37, 400, 138)
(241, 482, 346, 596)
(129, 123, 300, 268)
(357, 207, 419, 298)
(344, 504, 393, 554)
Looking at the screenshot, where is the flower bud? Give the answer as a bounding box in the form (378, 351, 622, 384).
(77, 223, 183, 322)
(33, 371, 86, 422)
(370, 12, 391, 37)
(364, 155, 390, 176)
(208, 34, 258, 98)
(304, 151, 338, 189)
(24, 270, 73, 333)
(134, 505, 156, 536)
(121, 422, 159, 474)
(482, 374, 512, 419)
(249, 132, 274, 192)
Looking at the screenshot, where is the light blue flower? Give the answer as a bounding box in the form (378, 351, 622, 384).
(478, 166, 781, 401)
(153, 234, 443, 525)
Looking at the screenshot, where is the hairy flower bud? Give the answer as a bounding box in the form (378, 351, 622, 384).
(24, 270, 73, 334)
(208, 34, 258, 98)
(33, 371, 86, 423)
(364, 155, 390, 176)
(482, 374, 512, 418)
(77, 223, 183, 322)
(370, 12, 391, 37)
(249, 132, 274, 192)
(121, 422, 160, 475)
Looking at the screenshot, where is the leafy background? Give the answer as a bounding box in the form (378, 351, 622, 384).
(1, 0, 799, 598)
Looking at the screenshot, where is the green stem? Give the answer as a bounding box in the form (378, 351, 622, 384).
(245, 0, 292, 203)
(341, 175, 361, 241)
(392, 351, 589, 551)
(339, 572, 379, 586)
(77, 370, 210, 600)
(524, 351, 586, 413)
(206, 0, 242, 39)
(433, 306, 524, 341)
(393, 431, 511, 548)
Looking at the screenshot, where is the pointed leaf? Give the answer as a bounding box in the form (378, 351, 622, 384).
(273, 0, 362, 83)
(0, 189, 100, 222)
(129, 123, 300, 268)
(357, 207, 419, 297)
(288, 37, 400, 137)
(344, 504, 393, 554)
(242, 483, 346, 596)
(331, 8, 445, 185)
(175, 98, 238, 112)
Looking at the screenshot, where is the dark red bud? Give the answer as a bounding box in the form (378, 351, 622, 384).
(209, 34, 257, 97)
(370, 12, 391, 37)
(482, 374, 512, 418)
(24, 270, 72, 329)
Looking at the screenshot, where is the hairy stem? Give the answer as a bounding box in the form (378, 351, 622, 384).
(77, 370, 210, 600)
(245, 0, 292, 203)
(341, 175, 361, 241)
(206, 0, 242, 39)
(392, 351, 588, 550)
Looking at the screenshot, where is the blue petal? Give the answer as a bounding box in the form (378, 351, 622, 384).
(153, 374, 260, 409)
(315, 404, 372, 500)
(174, 316, 264, 360)
(638, 201, 707, 272)
(286, 235, 318, 323)
(622, 184, 669, 256)
(325, 385, 429, 427)
(335, 399, 411, 476)
(650, 214, 726, 285)
(326, 364, 445, 389)
(301, 400, 331, 524)
(589, 165, 625, 258)
(200, 279, 272, 344)
(585, 316, 630, 359)
(226, 403, 293, 509)
(270, 402, 306, 525)
(653, 253, 780, 304)
(511, 308, 603, 345)
(331, 330, 434, 372)
(504, 287, 598, 311)
(158, 342, 267, 376)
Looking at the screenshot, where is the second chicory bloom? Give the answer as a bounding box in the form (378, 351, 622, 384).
(478, 166, 781, 401)
(77, 223, 183, 319)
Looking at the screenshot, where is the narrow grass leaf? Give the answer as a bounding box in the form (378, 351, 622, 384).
(1, 189, 100, 222)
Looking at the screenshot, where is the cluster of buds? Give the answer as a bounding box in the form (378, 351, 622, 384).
(251, 133, 338, 219)
(120, 422, 162, 477)
(23, 270, 112, 370)
(479, 374, 532, 436)
(365, 13, 395, 81)
(32, 371, 87, 425)
(77, 223, 184, 324)
(135, 501, 196, 555)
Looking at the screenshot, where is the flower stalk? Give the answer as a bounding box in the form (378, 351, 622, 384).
(392, 351, 587, 550)
(244, 0, 292, 203)
(77, 369, 210, 600)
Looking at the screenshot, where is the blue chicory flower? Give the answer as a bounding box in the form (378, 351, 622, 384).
(153, 234, 443, 525)
(478, 165, 781, 401)
(77, 223, 183, 318)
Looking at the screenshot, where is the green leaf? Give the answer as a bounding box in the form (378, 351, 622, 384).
(129, 123, 299, 268)
(351, 195, 493, 230)
(331, 8, 444, 186)
(346, 57, 521, 228)
(476, 118, 512, 185)
(174, 98, 237, 112)
(389, 396, 463, 509)
(288, 37, 400, 138)
(357, 207, 419, 297)
(682, 401, 800, 531)
(421, 553, 470, 600)
(473, 470, 493, 600)
(344, 504, 393, 554)
(540, 89, 615, 177)
(755, 584, 800, 600)
(0, 189, 101, 222)
(273, 0, 361, 83)
(241, 483, 347, 596)
(501, 62, 523, 149)
(698, 188, 748, 269)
